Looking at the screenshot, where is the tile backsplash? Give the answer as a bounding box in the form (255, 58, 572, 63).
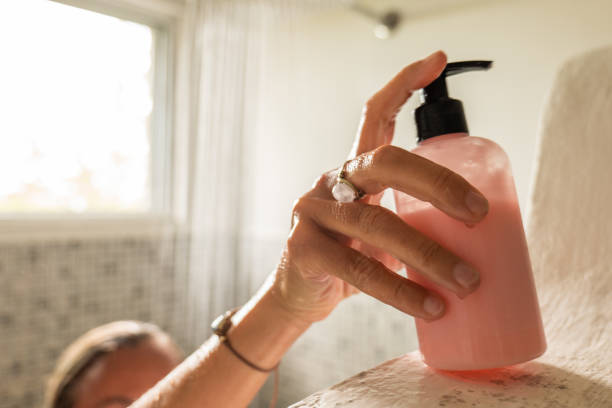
(0, 236, 189, 408)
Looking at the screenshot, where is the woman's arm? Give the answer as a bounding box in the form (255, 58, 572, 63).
(132, 277, 309, 407)
(132, 50, 487, 408)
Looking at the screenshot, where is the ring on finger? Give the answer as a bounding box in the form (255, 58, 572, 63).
(332, 160, 365, 203)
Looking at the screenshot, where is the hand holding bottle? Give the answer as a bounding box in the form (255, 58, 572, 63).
(130, 53, 545, 408)
(267, 50, 489, 325)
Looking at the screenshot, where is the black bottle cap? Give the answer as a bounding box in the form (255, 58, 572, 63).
(415, 60, 493, 142)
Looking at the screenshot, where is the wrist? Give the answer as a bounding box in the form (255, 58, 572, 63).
(227, 277, 310, 369)
(264, 273, 316, 331)
(262, 287, 313, 333)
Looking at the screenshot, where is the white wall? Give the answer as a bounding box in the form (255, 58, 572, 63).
(240, 0, 612, 404)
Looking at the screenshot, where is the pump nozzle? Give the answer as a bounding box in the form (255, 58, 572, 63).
(446, 60, 493, 76)
(416, 60, 493, 141)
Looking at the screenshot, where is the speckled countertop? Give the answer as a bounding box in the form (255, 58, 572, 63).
(290, 350, 611, 407)
(291, 48, 612, 408)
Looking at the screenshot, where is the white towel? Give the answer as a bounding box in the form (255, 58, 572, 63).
(291, 46, 612, 408)
(526, 44, 612, 384)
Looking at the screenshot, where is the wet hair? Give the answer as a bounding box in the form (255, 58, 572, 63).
(44, 321, 181, 408)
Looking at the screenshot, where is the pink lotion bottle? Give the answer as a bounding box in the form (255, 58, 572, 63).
(394, 61, 546, 371)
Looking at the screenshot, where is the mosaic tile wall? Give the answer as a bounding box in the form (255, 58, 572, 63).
(0, 236, 189, 408)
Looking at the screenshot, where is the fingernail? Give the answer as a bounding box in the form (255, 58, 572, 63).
(423, 295, 444, 317)
(465, 191, 489, 217)
(453, 263, 480, 290)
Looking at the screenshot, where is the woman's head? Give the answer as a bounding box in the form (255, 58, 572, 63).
(44, 321, 182, 408)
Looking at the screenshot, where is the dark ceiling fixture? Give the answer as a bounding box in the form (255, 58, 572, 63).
(348, 1, 402, 39)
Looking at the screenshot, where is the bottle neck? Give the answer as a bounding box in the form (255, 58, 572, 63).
(417, 132, 468, 146)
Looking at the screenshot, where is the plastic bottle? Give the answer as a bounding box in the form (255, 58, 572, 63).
(394, 61, 546, 371)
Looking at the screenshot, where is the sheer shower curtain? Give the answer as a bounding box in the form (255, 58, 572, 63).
(179, 0, 251, 348)
(177, 0, 333, 350)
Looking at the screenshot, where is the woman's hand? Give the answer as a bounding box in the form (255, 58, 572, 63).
(268, 50, 489, 326)
(131, 50, 491, 408)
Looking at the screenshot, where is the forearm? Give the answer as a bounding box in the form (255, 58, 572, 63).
(131, 277, 310, 408)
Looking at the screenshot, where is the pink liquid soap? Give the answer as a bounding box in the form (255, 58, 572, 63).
(394, 133, 547, 371)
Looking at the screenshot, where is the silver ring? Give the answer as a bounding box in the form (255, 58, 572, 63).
(332, 161, 365, 202)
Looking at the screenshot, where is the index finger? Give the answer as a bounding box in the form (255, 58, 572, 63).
(350, 51, 447, 158)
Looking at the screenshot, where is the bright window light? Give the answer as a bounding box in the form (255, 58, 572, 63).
(0, 0, 156, 213)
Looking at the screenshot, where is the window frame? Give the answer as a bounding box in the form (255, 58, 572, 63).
(0, 0, 185, 239)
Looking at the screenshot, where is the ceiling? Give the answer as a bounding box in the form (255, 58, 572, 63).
(354, 0, 504, 19)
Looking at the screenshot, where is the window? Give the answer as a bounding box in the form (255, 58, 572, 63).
(0, 0, 171, 214)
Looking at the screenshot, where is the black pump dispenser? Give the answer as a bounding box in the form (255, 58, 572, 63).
(415, 60, 492, 142)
